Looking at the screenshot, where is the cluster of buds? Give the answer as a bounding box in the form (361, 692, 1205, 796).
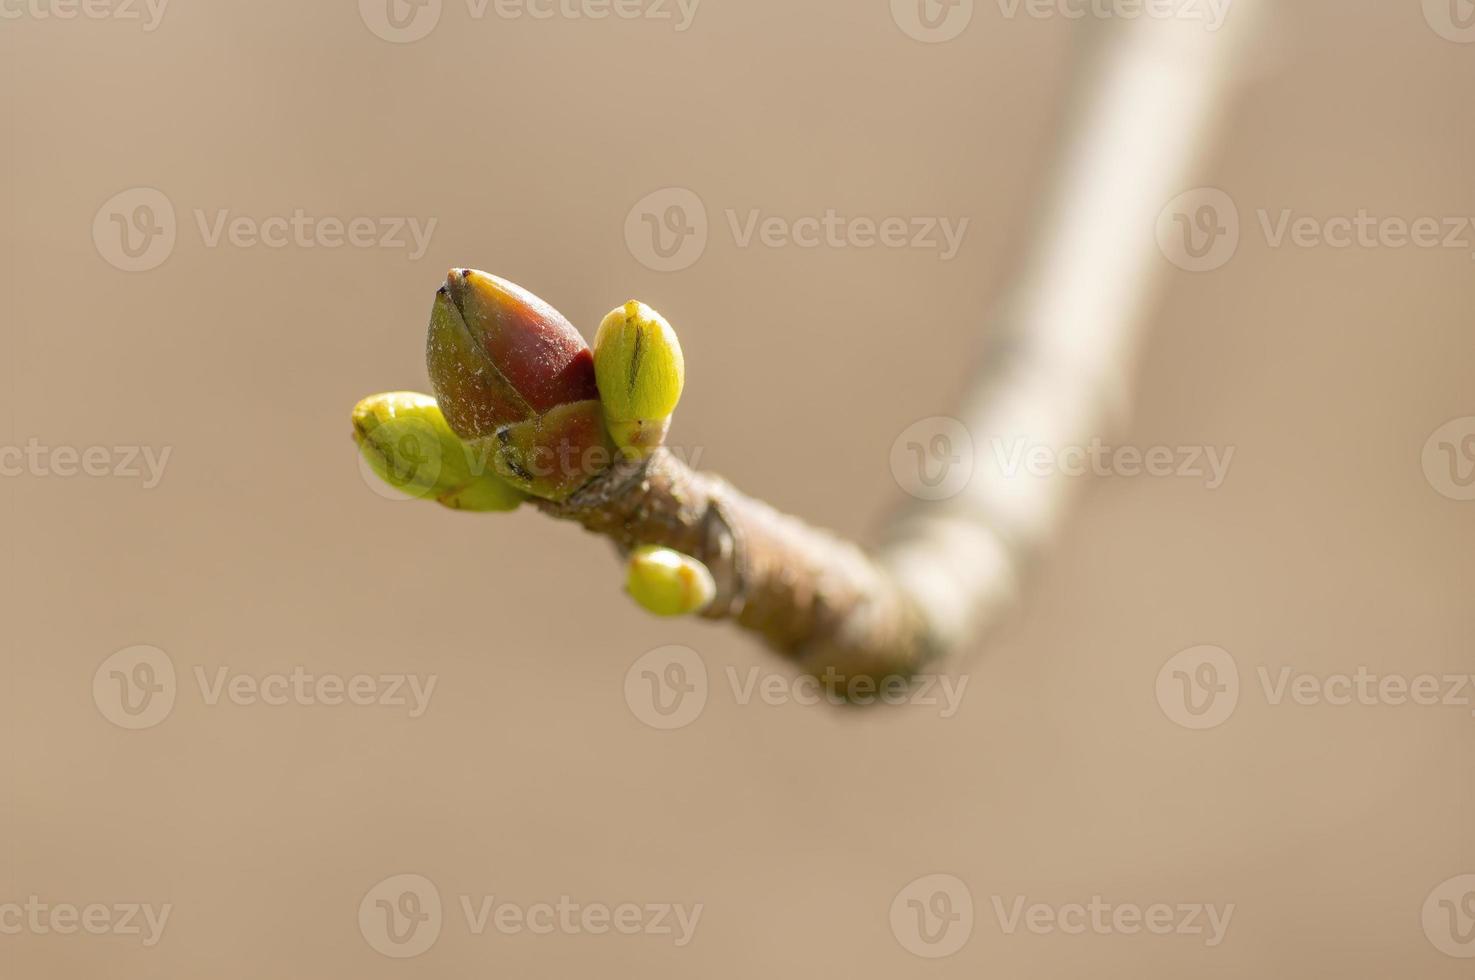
(423, 269, 689, 498)
(355, 269, 712, 615)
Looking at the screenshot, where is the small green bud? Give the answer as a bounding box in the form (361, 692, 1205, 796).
(352, 391, 525, 512)
(427, 269, 615, 500)
(593, 301, 685, 459)
(625, 545, 715, 617)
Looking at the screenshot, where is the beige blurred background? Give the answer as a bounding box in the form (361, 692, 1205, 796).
(2, 1, 1473, 976)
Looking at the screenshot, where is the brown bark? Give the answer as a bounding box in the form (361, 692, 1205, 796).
(536, 449, 939, 682)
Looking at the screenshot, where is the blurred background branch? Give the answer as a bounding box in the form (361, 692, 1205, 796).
(884, 3, 1265, 660)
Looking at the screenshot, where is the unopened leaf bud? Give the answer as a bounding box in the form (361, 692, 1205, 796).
(426, 269, 615, 500)
(352, 391, 524, 512)
(593, 300, 685, 459)
(625, 544, 715, 617)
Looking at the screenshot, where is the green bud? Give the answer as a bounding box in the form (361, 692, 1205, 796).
(625, 545, 715, 617)
(426, 269, 615, 501)
(352, 391, 525, 512)
(593, 301, 685, 459)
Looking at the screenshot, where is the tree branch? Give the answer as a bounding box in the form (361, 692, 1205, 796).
(537, 448, 937, 681)
(357, 10, 1267, 687)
